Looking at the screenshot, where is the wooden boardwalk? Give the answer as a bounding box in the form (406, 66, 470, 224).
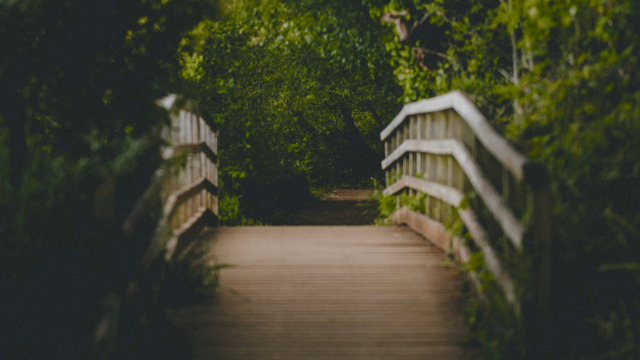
(167, 226, 470, 360)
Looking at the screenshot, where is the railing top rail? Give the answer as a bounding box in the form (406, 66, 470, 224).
(157, 93, 179, 111)
(380, 90, 528, 181)
(157, 93, 213, 125)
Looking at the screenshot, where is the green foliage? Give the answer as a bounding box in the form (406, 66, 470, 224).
(173, 240, 233, 298)
(462, 251, 527, 359)
(0, 0, 217, 278)
(179, 0, 403, 217)
(371, 0, 640, 358)
(0, 1, 218, 357)
(399, 191, 426, 213)
(517, 1, 640, 358)
(369, 179, 397, 224)
(218, 194, 263, 226)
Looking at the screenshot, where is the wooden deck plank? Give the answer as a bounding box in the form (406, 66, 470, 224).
(167, 225, 471, 360)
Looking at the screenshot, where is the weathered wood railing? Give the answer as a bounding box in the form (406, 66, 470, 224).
(156, 94, 219, 261)
(380, 90, 551, 348)
(123, 94, 218, 275)
(81, 95, 219, 357)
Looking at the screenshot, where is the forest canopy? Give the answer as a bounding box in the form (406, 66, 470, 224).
(179, 0, 403, 195)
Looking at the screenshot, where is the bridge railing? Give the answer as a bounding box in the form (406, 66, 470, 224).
(84, 95, 219, 357)
(380, 90, 551, 322)
(122, 95, 219, 274)
(157, 94, 219, 261)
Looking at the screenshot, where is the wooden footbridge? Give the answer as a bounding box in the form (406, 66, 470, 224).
(122, 91, 551, 359)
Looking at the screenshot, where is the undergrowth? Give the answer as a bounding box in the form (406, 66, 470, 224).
(218, 194, 264, 226)
(369, 179, 396, 225)
(171, 237, 233, 298)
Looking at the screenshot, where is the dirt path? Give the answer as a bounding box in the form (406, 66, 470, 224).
(271, 189, 378, 226)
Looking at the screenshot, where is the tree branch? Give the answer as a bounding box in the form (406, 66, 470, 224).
(381, 10, 438, 70)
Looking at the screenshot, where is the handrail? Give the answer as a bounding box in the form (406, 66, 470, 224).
(383, 138, 525, 249)
(173, 142, 218, 165)
(380, 90, 551, 317)
(157, 94, 219, 260)
(85, 94, 220, 358)
(124, 94, 219, 275)
(384, 176, 464, 207)
(381, 90, 528, 180)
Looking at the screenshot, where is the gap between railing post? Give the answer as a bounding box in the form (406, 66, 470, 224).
(523, 163, 553, 359)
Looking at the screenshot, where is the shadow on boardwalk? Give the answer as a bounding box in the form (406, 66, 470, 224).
(270, 189, 378, 226)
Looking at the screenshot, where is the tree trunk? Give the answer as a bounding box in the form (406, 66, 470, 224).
(336, 101, 359, 134)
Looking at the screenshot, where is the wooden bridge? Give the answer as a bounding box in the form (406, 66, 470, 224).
(167, 225, 469, 360)
(121, 91, 551, 359)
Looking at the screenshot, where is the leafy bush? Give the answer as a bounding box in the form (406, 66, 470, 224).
(369, 179, 397, 224)
(218, 194, 263, 226)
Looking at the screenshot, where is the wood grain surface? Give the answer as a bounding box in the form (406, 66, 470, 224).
(167, 226, 471, 360)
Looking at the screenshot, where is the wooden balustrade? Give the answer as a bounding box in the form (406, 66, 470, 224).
(81, 94, 221, 358)
(380, 90, 551, 327)
(157, 94, 219, 262)
(122, 95, 219, 277)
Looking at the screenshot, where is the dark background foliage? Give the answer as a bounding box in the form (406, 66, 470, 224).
(0, 0, 216, 358)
